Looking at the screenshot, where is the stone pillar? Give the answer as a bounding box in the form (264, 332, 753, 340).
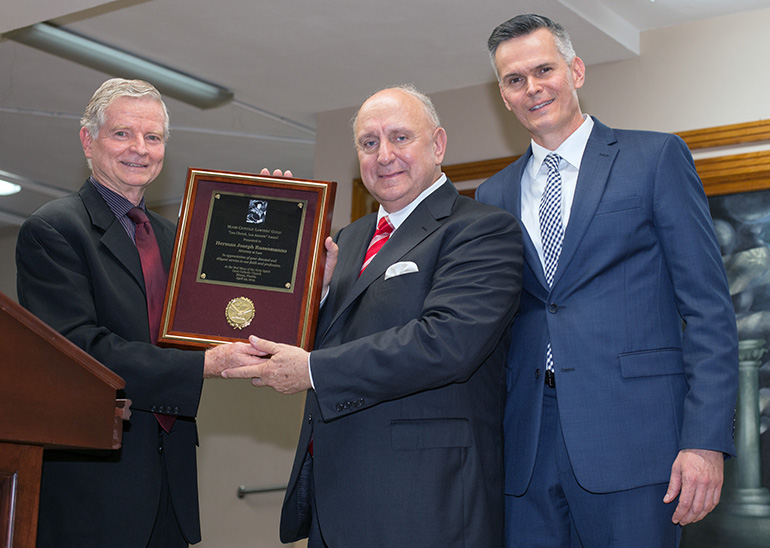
(682, 339, 770, 547)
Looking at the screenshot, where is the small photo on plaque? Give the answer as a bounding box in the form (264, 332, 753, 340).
(198, 192, 306, 292)
(159, 168, 336, 351)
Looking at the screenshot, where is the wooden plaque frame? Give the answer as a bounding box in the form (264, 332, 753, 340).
(159, 168, 336, 351)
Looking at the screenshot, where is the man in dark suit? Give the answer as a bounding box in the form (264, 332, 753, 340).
(16, 78, 267, 548)
(475, 14, 739, 547)
(223, 85, 523, 547)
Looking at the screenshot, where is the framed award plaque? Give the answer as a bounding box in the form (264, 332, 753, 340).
(158, 168, 336, 351)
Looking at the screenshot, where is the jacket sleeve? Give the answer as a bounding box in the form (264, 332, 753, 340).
(653, 134, 738, 455)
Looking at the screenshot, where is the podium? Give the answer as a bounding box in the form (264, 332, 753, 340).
(0, 292, 129, 548)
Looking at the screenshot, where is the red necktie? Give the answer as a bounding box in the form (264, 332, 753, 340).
(360, 216, 394, 275)
(127, 207, 175, 433)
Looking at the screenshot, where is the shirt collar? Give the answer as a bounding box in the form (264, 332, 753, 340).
(89, 176, 147, 218)
(530, 115, 594, 173)
(376, 173, 447, 230)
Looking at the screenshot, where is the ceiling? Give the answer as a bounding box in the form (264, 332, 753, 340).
(1, 0, 767, 227)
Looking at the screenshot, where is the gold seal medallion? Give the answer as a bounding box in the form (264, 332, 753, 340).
(225, 297, 255, 330)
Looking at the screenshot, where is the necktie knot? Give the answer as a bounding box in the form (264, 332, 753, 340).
(127, 207, 153, 238)
(127, 206, 149, 225)
(360, 215, 394, 275)
(543, 153, 561, 174)
(375, 215, 394, 237)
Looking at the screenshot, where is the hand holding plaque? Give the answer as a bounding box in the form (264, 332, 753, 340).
(159, 168, 336, 351)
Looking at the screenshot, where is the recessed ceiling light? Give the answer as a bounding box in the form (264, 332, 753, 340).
(0, 180, 22, 196)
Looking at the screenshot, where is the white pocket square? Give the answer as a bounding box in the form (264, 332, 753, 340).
(384, 261, 419, 280)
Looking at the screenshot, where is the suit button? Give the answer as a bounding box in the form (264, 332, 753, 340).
(535, 368, 541, 379)
(335, 403, 343, 412)
(158, 445, 163, 455)
(358, 398, 365, 406)
(151, 406, 157, 412)
(173, 407, 179, 414)
(548, 303, 558, 313)
(307, 414, 313, 423)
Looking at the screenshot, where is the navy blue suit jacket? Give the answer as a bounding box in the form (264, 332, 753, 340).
(16, 181, 205, 547)
(280, 181, 523, 547)
(476, 118, 738, 495)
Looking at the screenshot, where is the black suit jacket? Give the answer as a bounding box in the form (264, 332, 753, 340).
(280, 181, 523, 547)
(16, 181, 205, 547)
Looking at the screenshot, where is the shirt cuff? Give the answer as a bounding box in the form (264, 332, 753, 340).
(308, 352, 315, 389)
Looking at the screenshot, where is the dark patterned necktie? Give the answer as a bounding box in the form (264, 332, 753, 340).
(127, 207, 175, 432)
(539, 153, 564, 374)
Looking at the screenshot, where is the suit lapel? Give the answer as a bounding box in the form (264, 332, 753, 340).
(78, 181, 146, 291)
(509, 149, 549, 290)
(319, 181, 455, 341)
(551, 119, 618, 289)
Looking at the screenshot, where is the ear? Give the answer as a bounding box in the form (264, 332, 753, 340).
(432, 127, 447, 164)
(80, 127, 93, 159)
(571, 56, 586, 90)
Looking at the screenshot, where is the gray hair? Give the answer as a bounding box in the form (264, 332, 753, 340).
(80, 78, 169, 168)
(487, 14, 577, 81)
(350, 83, 441, 145)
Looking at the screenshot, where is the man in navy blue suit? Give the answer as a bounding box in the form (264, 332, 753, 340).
(476, 14, 738, 547)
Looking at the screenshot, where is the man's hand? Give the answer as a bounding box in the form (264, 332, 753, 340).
(322, 236, 338, 297)
(664, 448, 724, 525)
(203, 341, 271, 378)
(221, 336, 312, 394)
(259, 170, 336, 296)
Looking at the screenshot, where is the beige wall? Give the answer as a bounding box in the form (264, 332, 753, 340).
(1, 7, 769, 547)
(314, 7, 770, 228)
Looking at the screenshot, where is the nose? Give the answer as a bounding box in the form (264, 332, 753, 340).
(377, 140, 395, 164)
(129, 136, 148, 155)
(526, 78, 542, 96)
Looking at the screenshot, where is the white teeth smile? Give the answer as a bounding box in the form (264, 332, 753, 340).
(531, 100, 553, 111)
(123, 162, 145, 167)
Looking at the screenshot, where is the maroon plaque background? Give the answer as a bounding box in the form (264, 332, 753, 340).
(158, 168, 336, 351)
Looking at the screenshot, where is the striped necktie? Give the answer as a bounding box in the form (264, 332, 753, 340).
(360, 215, 394, 275)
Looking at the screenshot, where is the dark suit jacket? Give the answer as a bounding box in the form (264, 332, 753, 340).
(279, 181, 523, 547)
(476, 118, 738, 496)
(16, 181, 205, 547)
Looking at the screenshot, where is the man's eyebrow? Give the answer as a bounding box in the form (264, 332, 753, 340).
(502, 62, 552, 79)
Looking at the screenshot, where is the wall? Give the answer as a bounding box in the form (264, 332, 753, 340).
(313, 7, 770, 226)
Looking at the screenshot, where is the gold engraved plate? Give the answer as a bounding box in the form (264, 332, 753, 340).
(225, 297, 255, 330)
